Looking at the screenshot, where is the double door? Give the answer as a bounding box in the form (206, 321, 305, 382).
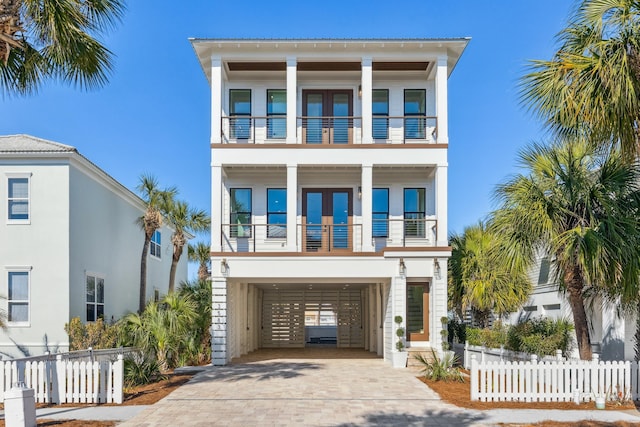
(302, 90, 353, 144)
(302, 189, 353, 252)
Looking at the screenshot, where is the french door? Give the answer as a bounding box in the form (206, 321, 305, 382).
(302, 189, 353, 252)
(302, 90, 353, 144)
(407, 283, 430, 342)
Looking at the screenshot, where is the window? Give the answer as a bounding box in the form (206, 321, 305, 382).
(86, 274, 104, 321)
(267, 188, 286, 238)
(231, 188, 252, 237)
(372, 188, 389, 237)
(8, 271, 29, 324)
(404, 188, 426, 237)
(267, 90, 286, 139)
(537, 257, 551, 285)
(230, 89, 251, 139)
(150, 230, 161, 259)
(8, 176, 29, 222)
(404, 89, 426, 139)
(372, 89, 389, 140)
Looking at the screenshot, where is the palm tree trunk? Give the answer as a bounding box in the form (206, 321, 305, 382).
(198, 264, 209, 282)
(168, 244, 183, 293)
(139, 236, 151, 313)
(565, 267, 592, 360)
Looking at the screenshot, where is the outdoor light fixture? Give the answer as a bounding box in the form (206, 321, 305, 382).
(358, 84, 362, 98)
(434, 258, 441, 280)
(399, 258, 406, 276)
(358, 186, 362, 199)
(221, 258, 229, 275)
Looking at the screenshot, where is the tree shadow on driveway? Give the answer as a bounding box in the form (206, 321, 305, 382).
(334, 407, 486, 426)
(188, 361, 322, 383)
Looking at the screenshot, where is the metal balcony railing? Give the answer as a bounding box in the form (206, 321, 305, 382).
(221, 223, 288, 253)
(372, 218, 438, 251)
(298, 223, 363, 253)
(220, 115, 438, 144)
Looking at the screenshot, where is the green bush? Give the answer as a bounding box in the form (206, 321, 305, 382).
(465, 322, 508, 348)
(64, 317, 122, 350)
(506, 317, 574, 357)
(414, 349, 463, 382)
(123, 353, 164, 389)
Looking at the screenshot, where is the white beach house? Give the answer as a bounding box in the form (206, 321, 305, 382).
(191, 38, 468, 366)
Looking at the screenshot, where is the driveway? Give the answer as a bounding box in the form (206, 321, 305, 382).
(117, 348, 484, 426)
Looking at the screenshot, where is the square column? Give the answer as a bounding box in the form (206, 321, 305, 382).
(286, 57, 297, 144)
(286, 164, 298, 251)
(435, 55, 448, 144)
(435, 165, 448, 247)
(361, 57, 373, 144)
(361, 164, 374, 251)
(211, 165, 223, 251)
(211, 278, 228, 366)
(211, 56, 223, 144)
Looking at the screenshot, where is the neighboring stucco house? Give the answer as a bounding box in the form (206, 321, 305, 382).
(0, 135, 187, 358)
(507, 255, 636, 361)
(191, 38, 469, 366)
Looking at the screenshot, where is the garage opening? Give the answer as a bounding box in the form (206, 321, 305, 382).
(261, 287, 364, 348)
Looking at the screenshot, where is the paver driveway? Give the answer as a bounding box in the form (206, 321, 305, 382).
(119, 348, 487, 426)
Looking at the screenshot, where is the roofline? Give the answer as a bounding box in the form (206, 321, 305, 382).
(189, 37, 471, 43)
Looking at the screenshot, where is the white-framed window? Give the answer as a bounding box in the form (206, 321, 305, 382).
(6, 173, 31, 223)
(86, 274, 104, 322)
(7, 267, 31, 325)
(150, 230, 161, 259)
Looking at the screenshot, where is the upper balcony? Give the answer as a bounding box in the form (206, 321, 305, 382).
(191, 39, 470, 148)
(221, 115, 438, 145)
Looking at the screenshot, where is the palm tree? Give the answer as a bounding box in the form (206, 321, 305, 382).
(137, 174, 175, 313)
(448, 221, 531, 328)
(493, 140, 640, 360)
(520, 0, 640, 159)
(122, 292, 197, 373)
(178, 279, 212, 364)
(188, 241, 211, 282)
(165, 200, 210, 293)
(0, 0, 125, 96)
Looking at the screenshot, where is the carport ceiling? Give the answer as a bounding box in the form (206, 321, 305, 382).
(252, 283, 371, 290)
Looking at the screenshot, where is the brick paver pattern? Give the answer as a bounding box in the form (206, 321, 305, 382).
(118, 348, 486, 426)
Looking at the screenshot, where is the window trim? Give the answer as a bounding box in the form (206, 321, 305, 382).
(230, 188, 252, 238)
(372, 188, 389, 238)
(86, 272, 105, 322)
(266, 89, 287, 140)
(6, 172, 32, 224)
(267, 188, 287, 238)
(372, 89, 389, 140)
(230, 89, 252, 140)
(6, 266, 31, 326)
(150, 230, 162, 260)
(404, 89, 427, 140)
(403, 188, 426, 238)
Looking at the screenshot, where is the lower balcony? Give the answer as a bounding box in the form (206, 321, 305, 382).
(219, 218, 437, 253)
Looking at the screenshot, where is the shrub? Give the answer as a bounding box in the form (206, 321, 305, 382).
(465, 322, 507, 348)
(448, 318, 466, 343)
(414, 349, 463, 382)
(506, 317, 574, 357)
(123, 353, 164, 389)
(64, 317, 121, 351)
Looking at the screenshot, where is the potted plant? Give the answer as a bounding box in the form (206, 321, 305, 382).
(392, 315, 408, 368)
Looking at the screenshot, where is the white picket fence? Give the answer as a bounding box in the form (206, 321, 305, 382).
(0, 354, 123, 404)
(471, 354, 639, 403)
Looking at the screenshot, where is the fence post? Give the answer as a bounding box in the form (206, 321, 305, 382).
(470, 355, 478, 401)
(556, 350, 562, 361)
(113, 355, 123, 404)
(500, 345, 504, 362)
(54, 355, 65, 404)
(464, 341, 469, 369)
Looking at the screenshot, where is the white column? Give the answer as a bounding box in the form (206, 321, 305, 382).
(361, 164, 374, 251)
(377, 282, 383, 356)
(286, 57, 297, 144)
(286, 164, 298, 251)
(361, 57, 373, 144)
(435, 55, 448, 144)
(211, 55, 223, 144)
(211, 165, 223, 252)
(211, 278, 227, 366)
(435, 165, 448, 247)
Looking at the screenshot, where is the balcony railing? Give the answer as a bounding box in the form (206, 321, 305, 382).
(372, 218, 437, 251)
(220, 116, 438, 144)
(219, 219, 437, 253)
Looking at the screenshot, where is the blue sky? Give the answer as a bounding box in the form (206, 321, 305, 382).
(2, 0, 573, 260)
